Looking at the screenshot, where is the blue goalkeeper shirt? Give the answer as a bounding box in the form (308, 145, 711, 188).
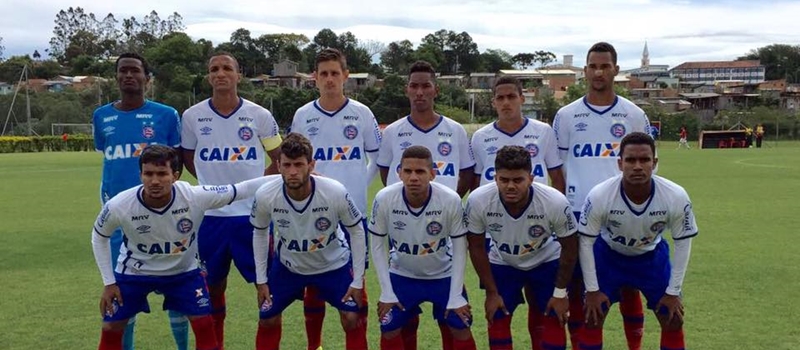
(93, 100, 181, 203)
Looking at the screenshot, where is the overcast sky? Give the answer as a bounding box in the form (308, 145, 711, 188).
(1, 0, 799, 70)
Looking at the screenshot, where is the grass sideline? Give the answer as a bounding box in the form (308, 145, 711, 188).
(0, 141, 799, 349)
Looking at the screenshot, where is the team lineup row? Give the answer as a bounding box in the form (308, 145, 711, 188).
(91, 42, 696, 350)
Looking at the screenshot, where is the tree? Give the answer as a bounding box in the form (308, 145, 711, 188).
(739, 44, 800, 83)
(32, 60, 63, 79)
(512, 53, 536, 69)
(418, 29, 479, 74)
(533, 50, 556, 67)
(562, 81, 630, 104)
(49, 7, 99, 62)
(0, 56, 33, 83)
(0, 37, 4, 61)
(479, 49, 514, 72)
(381, 40, 415, 74)
(360, 39, 386, 61)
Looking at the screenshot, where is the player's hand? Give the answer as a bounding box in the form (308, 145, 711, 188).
(445, 304, 473, 327)
(545, 296, 570, 326)
(342, 287, 364, 309)
(484, 291, 509, 324)
(584, 291, 610, 327)
(100, 284, 123, 317)
(257, 283, 272, 311)
(377, 301, 404, 320)
(655, 294, 684, 323)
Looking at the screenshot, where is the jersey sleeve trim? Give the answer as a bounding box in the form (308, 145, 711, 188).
(93, 227, 111, 238)
(252, 223, 270, 230)
(341, 219, 362, 228)
(459, 164, 476, 171)
(368, 229, 387, 237)
(547, 164, 564, 171)
(673, 232, 698, 241)
(365, 148, 380, 153)
(376, 163, 391, 169)
(468, 230, 484, 236)
(451, 231, 468, 239)
(578, 231, 600, 238)
(558, 147, 569, 150)
(182, 147, 196, 151)
(227, 184, 238, 205)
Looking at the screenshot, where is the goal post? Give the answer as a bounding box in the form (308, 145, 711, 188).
(51, 123, 94, 136)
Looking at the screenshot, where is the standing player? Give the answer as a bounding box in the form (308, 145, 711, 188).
(290, 48, 380, 350)
(472, 76, 564, 191)
(91, 145, 273, 350)
(470, 76, 565, 349)
(250, 133, 367, 350)
(370, 146, 477, 350)
(378, 60, 476, 197)
(92, 52, 188, 350)
(676, 126, 690, 149)
(552, 42, 652, 350)
(466, 145, 578, 350)
(578, 132, 697, 350)
(181, 52, 283, 349)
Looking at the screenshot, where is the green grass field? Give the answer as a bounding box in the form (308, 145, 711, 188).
(1, 142, 799, 349)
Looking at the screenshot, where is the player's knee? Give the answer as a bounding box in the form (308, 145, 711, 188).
(381, 328, 402, 339)
(658, 314, 683, 332)
(102, 320, 128, 332)
(340, 311, 359, 330)
(259, 315, 281, 328)
(449, 327, 472, 341)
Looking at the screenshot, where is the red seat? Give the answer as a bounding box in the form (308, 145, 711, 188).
(718, 140, 728, 148)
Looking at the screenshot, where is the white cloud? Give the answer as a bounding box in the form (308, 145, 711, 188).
(2, 0, 799, 69)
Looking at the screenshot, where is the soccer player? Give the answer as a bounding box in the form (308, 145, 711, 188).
(552, 41, 652, 350)
(290, 48, 381, 350)
(91, 144, 274, 350)
(578, 132, 697, 350)
(370, 145, 477, 350)
(677, 126, 690, 149)
(250, 133, 367, 350)
(92, 52, 188, 350)
(181, 52, 283, 349)
(466, 145, 578, 350)
(470, 76, 565, 349)
(377, 60, 476, 197)
(471, 76, 564, 191)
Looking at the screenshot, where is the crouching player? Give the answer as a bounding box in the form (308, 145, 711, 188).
(250, 133, 368, 350)
(465, 145, 578, 350)
(369, 145, 477, 350)
(579, 132, 698, 350)
(91, 144, 275, 350)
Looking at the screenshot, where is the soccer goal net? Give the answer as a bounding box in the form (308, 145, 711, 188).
(52, 123, 94, 136)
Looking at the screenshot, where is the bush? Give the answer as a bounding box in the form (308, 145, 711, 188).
(0, 135, 94, 153)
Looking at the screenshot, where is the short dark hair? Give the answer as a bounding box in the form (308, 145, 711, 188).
(408, 60, 436, 80)
(209, 51, 240, 70)
(494, 145, 532, 173)
(139, 145, 181, 173)
(316, 48, 348, 71)
(587, 42, 618, 65)
(400, 145, 433, 169)
(493, 76, 523, 96)
(116, 53, 150, 76)
(280, 133, 314, 162)
(619, 132, 656, 157)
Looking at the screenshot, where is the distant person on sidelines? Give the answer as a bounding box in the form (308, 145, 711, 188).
(677, 126, 690, 149)
(578, 132, 698, 350)
(755, 123, 764, 148)
(92, 52, 188, 350)
(91, 145, 274, 350)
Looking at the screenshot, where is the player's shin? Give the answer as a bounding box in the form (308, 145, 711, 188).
(381, 332, 405, 350)
(256, 318, 282, 350)
(528, 302, 544, 350)
(189, 315, 219, 350)
(568, 281, 585, 350)
(168, 309, 189, 350)
(450, 328, 477, 350)
(660, 328, 685, 350)
(400, 314, 419, 350)
(344, 314, 368, 350)
(488, 315, 513, 350)
(619, 288, 644, 350)
(579, 326, 603, 350)
(303, 286, 326, 350)
(540, 316, 567, 350)
(209, 293, 226, 349)
(98, 328, 124, 350)
(439, 322, 455, 350)
(121, 317, 135, 350)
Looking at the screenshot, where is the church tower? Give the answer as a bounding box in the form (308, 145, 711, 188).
(641, 41, 650, 68)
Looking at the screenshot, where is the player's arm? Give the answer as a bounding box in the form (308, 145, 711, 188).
(379, 167, 389, 186)
(553, 203, 579, 290)
(548, 168, 566, 194)
(192, 176, 276, 211)
(338, 190, 366, 289)
(365, 151, 379, 185)
(446, 202, 469, 310)
(364, 112, 382, 184)
(659, 194, 699, 322)
(250, 192, 274, 308)
(577, 195, 609, 325)
(457, 169, 476, 198)
(91, 203, 123, 317)
(181, 149, 197, 178)
(367, 196, 399, 307)
(464, 196, 497, 293)
(543, 126, 566, 193)
(92, 110, 104, 153)
(552, 110, 569, 162)
(262, 138, 282, 175)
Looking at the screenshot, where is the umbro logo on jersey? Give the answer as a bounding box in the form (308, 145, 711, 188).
(200, 126, 212, 135)
(308, 127, 320, 136)
(486, 146, 498, 155)
(136, 225, 151, 234)
(103, 126, 115, 135)
(488, 223, 503, 231)
(276, 219, 290, 228)
(393, 221, 406, 230)
(575, 122, 588, 132)
(400, 141, 412, 149)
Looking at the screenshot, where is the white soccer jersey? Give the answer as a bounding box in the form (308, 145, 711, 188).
(368, 182, 467, 279)
(181, 98, 281, 216)
(290, 99, 382, 212)
(466, 182, 576, 270)
(250, 176, 363, 276)
(93, 181, 242, 276)
(579, 175, 698, 256)
(471, 118, 563, 187)
(553, 96, 650, 209)
(377, 116, 475, 191)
